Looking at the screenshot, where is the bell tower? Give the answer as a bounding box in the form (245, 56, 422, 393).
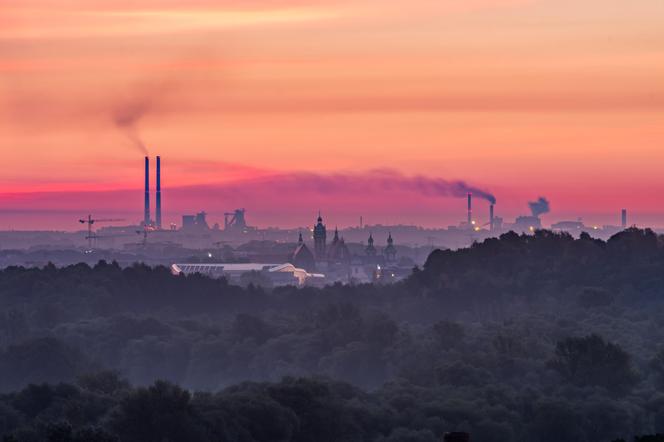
(313, 212, 327, 259)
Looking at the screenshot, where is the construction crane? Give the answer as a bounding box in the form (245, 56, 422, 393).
(78, 215, 124, 250)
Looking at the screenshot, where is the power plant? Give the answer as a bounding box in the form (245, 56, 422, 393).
(135, 154, 635, 244)
(84, 157, 639, 250)
(224, 209, 248, 232)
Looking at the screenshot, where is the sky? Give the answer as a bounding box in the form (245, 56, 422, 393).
(1, 0, 663, 230)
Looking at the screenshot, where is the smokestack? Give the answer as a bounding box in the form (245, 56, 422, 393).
(621, 209, 627, 229)
(490, 204, 494, 232)
(144, 156, 150, 227)
(156, 156, 162, 229)
(467, 193, 472, 226)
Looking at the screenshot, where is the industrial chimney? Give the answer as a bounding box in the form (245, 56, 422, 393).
(156, 156, 162, 229)
(490, 204, 494, 232)
(467, 193, 472, 226)
(621, 209, 627, 229)
(144, 156, 150, 227)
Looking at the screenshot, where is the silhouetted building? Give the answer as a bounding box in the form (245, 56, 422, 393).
(551, 220, 585, 232)
(313, 212, 327, 259)
(182, 215, 195, 229)
(383, 232, 397, 262)
(290, 232, 316, 272)
(182, 212, 209, 230)
(171, 262, 322, 287)
(327, 227, 351, 264)
(365, 233, 376, 256)
(224, 209, 248, 231)
(512, 215, 542, 233)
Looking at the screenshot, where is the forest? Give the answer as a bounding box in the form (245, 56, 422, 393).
(3, 228, 664, 441)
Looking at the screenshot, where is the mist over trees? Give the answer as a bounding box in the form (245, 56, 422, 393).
(3, 228, 664, 440)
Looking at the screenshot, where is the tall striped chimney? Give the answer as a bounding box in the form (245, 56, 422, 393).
(467, 193, 472, 226)
(144, 156, 150, 227)
(621, 209, 627, 229)
(490, 204, 494, 232)
(156, 156, 162, 229)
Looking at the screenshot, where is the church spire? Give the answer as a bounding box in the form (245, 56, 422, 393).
(366, 232, 376, 256)
(384, 232, 396, 262)
(313, 212, 327, 259)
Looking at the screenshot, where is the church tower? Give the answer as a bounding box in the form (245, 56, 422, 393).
(313, 212, 327, 259)
(384, 232, 397, 262)
(366, 233, 376, 256)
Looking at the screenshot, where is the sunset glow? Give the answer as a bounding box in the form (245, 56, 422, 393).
(2, 0, 663, 229)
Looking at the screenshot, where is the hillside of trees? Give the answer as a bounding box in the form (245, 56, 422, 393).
(3, 228, 664, 440)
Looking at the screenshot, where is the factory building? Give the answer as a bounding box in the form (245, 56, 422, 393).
(170, 262, 324, 287)
(551, 220, 585, 232)
(512, 215, 542, 233)
(182, 212, 209, 230)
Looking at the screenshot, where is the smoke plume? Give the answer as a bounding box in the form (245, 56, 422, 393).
(113, 97, 151, 155)
(528, 197, 550, 217)
(189, 169, 497, 204)
(0, 168, 497, 228)
(111, 79, 174, 155)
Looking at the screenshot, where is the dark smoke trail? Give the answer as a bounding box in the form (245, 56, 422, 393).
(204, 169, 497, 204)
(528, 197, 550, 217)
(113, 98, 151, 155)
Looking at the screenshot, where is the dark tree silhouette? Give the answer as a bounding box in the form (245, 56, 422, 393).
(549, 334, 638, 392)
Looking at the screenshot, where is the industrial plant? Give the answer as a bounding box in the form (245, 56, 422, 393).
(0, 156, 642, 283)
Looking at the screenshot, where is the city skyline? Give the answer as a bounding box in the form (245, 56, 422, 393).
(2, 0, 663, 229)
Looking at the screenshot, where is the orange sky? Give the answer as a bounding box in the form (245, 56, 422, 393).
(1, 0, 663, 229)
